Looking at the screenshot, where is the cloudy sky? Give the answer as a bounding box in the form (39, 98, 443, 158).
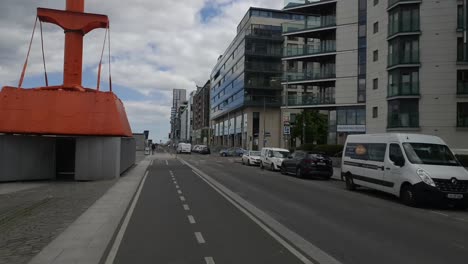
(0, 0, 285, 142)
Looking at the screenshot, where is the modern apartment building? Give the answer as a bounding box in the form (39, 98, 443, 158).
(210, 7, 304, 150)
(170, 89, 186, 141)
(280, 0, 468, 149)
(280, 0, 364, 147)
(192, 80, 211, 145)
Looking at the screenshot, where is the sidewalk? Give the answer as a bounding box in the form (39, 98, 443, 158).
(28, 157, 151, 264)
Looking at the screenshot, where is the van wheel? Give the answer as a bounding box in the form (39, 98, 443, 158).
(222, 153, 227, 157)
(400, 184, 418, 207)
(345, 174, 356, 191)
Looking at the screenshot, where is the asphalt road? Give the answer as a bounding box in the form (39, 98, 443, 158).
(112, 151, 468, 264)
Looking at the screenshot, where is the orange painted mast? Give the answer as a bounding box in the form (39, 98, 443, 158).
(0, 0, 132, 137)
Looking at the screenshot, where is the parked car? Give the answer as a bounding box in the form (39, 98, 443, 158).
(192, 145, 202, 153)
(281, 151, 333, 179)
(242, 150, 261, 166)
(342, 133, 468, 208)
(198, 145, 211, 155)
(177, 143, 191, 154)
(220, 147, 245, 157)
(260, 148, 290, 171)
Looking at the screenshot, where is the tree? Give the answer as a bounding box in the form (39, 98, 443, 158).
(292, 111, 328, 145)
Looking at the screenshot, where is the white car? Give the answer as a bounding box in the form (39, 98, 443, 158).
(242, 150, 261, 166)
(260, 148, 290, 171)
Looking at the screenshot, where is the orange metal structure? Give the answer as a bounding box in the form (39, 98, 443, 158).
(0, 0, 132, 137)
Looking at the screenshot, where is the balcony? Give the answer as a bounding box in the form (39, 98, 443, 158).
(245, 27, 283, 40)
(245, 47, 282, 57)
(245, 62, 282, 72)
(244, 95, 281, 106)
(286, 94, 335, 106)
(458, 82, 468, 95)
(283, 70, 336, 83)
(283, 42, 336, 58)
(388, 0, 422, 10)
(388, 83, 419, 97)
(388, 112, 419, 128)
(282, 15, 336, 35)
(283, 0, 337, 11)
(387, 54, 420, 69)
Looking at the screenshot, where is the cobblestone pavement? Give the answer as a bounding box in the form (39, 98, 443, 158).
(0, 179, 117, 264)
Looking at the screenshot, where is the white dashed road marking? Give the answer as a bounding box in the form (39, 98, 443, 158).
(177, 190, 182, 194)
(166, 160, 169, 166)
(430, 211, 449, 217)
(188, 215, 196, 224)
(204, 257, 215, 264)
(183, 204, 190, 211)
(176, 185, 180, 189)
(194, 232, 205, 244)
(180, 196, 186, 201)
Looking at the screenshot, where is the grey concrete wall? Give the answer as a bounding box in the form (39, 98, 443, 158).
(120, 138, 136, 174)
(0, 135, 55, 182)
(75, 137, 121, 181)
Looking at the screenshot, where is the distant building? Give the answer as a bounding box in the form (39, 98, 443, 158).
(170, 89, 186, 142)
(193, 80, 211, 145)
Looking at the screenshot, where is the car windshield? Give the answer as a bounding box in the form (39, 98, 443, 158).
(273, 151, 289, 158)
(250, 151, 260, 156)
(402, 143, 460, 166)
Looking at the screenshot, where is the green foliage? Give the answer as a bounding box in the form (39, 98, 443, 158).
(291, 111, 328, 145)
(456, 155, 468, 167)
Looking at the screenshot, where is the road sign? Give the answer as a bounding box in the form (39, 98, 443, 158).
(283, 126, 291, 135)
(265, 132, 271, 138)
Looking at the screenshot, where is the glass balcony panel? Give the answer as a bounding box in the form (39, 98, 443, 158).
(458, 82, 468, 95)
(283, 15, 336, 33)
(388, 111, 419, 128)
(284, 42, 336, 57)
(286, 93, 335, 106)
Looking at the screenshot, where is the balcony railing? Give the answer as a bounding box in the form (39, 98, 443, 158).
(245, 62, 282, 72)
(245, 28, 283, 39)
(388, 83, 419, 97)
(284, 0, 335, 9)
(388, 112, 419, 128)
(388, 0, 421, 8)
(284, 70, 336, 82)
(283, 15, 336, 34)
(286, 94, 335, 106)
(245, 48, 282, 57)
(458, 82, 468, 95)
(388, 54, 420, 67)
(284, 42, 336, 57)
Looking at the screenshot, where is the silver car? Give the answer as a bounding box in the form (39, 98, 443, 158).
(242, 150, 261, 166)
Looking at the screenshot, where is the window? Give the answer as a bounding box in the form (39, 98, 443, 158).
(389, 144, 404, 165)
(374, 0, 379, 6)
(373, 78, 378, 90)
(388, 5, 420, 35)
(345, 143, 386, 162)
(373, 22, 379, 34)
(458, 103, 468, 127)
(458, 5, 464, 29)
(388, 37, 419, 66)
(372, 107, 378, 118)
(358, 25, 366, 37)
(388, 69, 419, 96)
(387, 99, 419, 128)
(358, 78, 366, 102)
(373, 50, 379, 62)
(368, 144, 387, 162)
(458, 37, 466, 62)
(458, 70, 468, 95)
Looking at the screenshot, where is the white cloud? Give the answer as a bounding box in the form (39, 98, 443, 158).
(0, 0, 284, 141)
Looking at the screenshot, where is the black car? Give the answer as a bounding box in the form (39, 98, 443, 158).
(198, 146, 211, 155)
(280, 151, 333, 179)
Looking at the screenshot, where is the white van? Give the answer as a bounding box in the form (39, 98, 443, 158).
(260, 147, 290, 171)
(177, 143, 192, 154)
(342, 133, 468, 207)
